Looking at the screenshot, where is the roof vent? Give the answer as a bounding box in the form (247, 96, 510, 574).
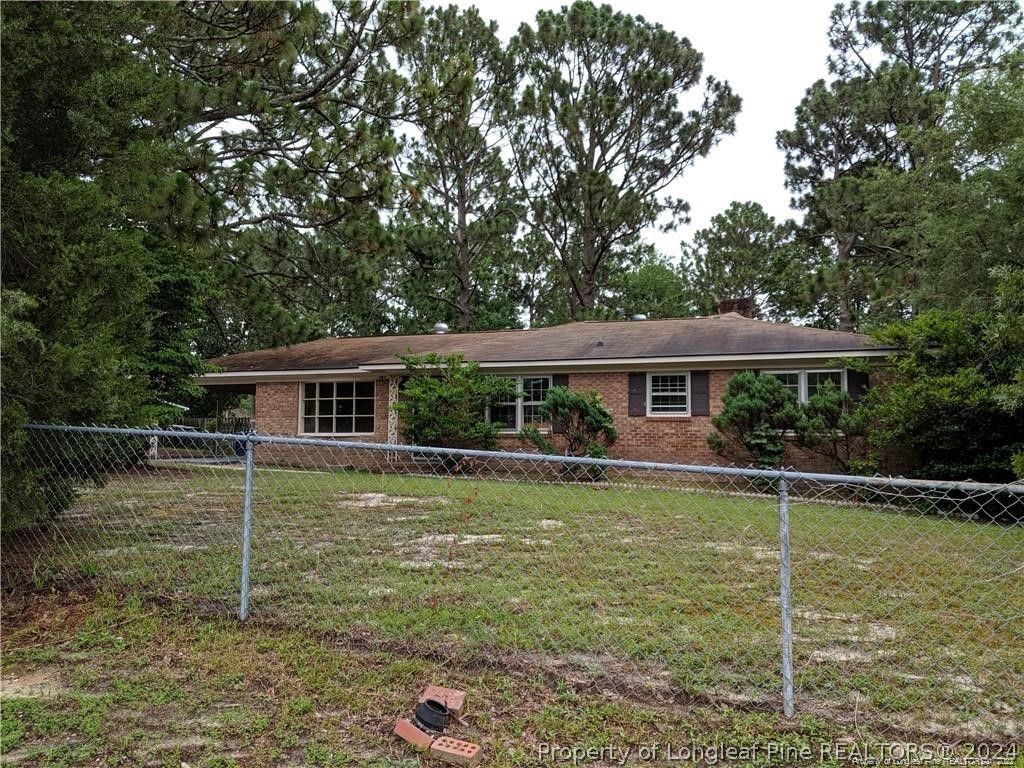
(630, 313, 648, 321)
(432, 322, 449, 334)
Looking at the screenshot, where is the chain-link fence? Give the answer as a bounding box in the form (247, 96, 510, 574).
(4, 423, 1022, 740)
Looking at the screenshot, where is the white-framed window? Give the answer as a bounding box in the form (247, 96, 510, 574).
(768, 371, 801, 401)
(487, 375, 552, 432)
(647, 372, 690, 416)
(806, 370, 844, 399)
(764, 369, 847, 403)
(300, 381, 375, 435)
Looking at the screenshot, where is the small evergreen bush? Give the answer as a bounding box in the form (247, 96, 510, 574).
(707, 371, 800, 469)
(521, 387, 616, 480)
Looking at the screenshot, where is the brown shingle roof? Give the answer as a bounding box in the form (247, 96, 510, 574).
(206, 314, 893, 373)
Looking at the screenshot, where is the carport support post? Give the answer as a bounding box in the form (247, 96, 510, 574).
(239, 434, 255, 621)
(778, 476, 795, 718)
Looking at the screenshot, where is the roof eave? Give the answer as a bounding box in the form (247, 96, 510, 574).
(198, 348, 896, 383)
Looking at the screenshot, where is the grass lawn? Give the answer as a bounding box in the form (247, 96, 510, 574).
(2, 461, 1022, 766)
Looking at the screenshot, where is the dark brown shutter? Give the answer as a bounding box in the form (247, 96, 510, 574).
(550, 374, 570, 433)
(847, 369, 869, 401)
(628, 373, 646, 416)
(690, 371, 710, 416)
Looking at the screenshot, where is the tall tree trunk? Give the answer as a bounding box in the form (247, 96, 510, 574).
(837, 235, 855, 332)
(578, 161, 599, 313)
(455, 178, 471, 331)
(454, 252, 471, 331)
(580, 227, 598, 312)
(455, 250, 471, 331)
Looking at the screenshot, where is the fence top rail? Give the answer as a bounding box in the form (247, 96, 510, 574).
(25, 422, 1024, 495)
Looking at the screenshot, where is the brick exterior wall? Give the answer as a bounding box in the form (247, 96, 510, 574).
(493, 371, 726, 465)
(250, 370, 871, 473)
(495, 371, 854, 472)
(252, 383, 300, 437)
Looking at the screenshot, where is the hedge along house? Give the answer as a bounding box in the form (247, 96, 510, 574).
(198, 313, 895, 470)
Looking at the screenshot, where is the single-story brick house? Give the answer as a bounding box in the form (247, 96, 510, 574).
(198, 313, 895, 469)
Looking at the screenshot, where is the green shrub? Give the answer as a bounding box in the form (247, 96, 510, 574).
(707, 371, 800, 469)
(1, 404, 52, 532)
(521, 387, 616, 480)
(392, 352, 516, 452)
(793, 380, 873, 474)
(0, 290, 157, 533)
(870, 305, 1024, 484)
(1, 424, 150, 534)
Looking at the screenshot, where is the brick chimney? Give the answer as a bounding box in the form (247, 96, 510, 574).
(717, 297, 754, 318)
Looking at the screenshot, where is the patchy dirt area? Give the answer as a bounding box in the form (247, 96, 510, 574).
(393, 532, 550, 569)
(702, 540, 779, 560)
(0, 667, 65, 699)
(335, 492, 437, 508)
(809, 646, 881, 663)
(794, 608, 899, 665)
(806, 550, 876, 570)
(794, 608, 898, 642)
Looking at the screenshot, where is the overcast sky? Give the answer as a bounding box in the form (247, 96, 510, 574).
(463, 0, 835, 259)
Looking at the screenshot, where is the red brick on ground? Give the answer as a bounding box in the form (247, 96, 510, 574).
(430, 736, 482, 765)
(419, 685, 467, 717)
(392, 718, 434, 750)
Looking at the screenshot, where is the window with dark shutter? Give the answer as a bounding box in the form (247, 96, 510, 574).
(648, 374, 689, 414)
(628, 373, 646, 416)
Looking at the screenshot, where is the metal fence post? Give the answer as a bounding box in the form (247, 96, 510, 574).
(778, 476, 795, 718)
(239, 433, 256, 621)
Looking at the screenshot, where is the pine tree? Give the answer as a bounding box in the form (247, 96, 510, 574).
(508, 1, 740, 319)
(778, 1, 1022, 331)
(680, 202, 826, 322)
(392, 6, 523, 332)
(152, 1, 422, 344)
